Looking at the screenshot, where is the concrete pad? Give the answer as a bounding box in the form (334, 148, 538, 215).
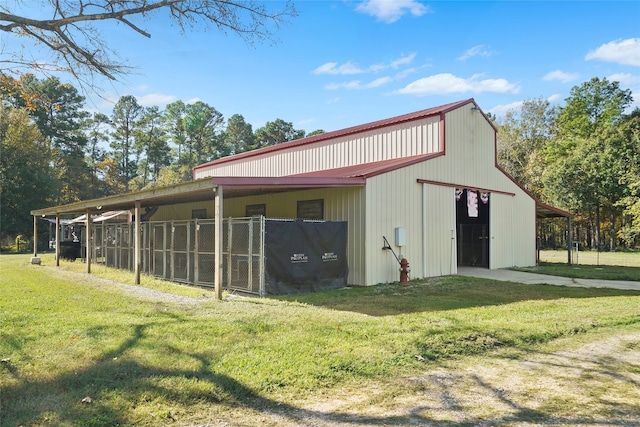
(457, 267, 640, 291)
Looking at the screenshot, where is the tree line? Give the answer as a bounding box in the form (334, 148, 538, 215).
(494, 77, 640, 251)
(1, 74, 639, 250)
(0, 73, 322, 241)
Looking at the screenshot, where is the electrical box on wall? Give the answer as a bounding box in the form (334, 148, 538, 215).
(395, 227, 406, 247)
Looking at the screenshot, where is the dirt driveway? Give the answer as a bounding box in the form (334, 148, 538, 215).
(220, 332, 640, 427)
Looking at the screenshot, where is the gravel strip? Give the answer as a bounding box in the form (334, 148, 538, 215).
(41, 266, 212, 304)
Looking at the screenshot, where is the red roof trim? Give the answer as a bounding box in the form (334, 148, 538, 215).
(210, 176, 366, 188)
(194, 98, 476, 172)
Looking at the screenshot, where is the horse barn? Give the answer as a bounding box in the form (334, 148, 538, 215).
(30, 98, 571, 299)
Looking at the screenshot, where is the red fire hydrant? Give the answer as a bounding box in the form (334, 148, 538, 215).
(399, 257, 410, 283)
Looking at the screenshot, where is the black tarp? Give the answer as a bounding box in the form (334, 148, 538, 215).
(264, 220, 348, 294)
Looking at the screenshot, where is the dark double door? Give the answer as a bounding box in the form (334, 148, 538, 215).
(457, 224, 488, 267)
(456, 189, 489, 268)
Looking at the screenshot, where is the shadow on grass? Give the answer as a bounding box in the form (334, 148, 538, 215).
(272, 275, 640, 316)
(3, 313, 638, 426)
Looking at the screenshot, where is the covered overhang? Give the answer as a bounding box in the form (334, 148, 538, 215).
(209, 176, 366, 198)
(30, 176, 366, 217)
(30, 176, 367, 299)
(536, 200, 571, 219)
(32, 179, 220, 217)
(535, 201, 572, 265)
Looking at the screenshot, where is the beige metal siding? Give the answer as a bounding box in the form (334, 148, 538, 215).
(151, 202, 214, 221)
(364, 170, 425, 285)
(423, 183, 457, 276)
(490, 193, 536, 268)
(421, 105, 536, 269)
(363, 165, 458, 285)
(194, 117, 442, 179)
(361, 104, 537, 285)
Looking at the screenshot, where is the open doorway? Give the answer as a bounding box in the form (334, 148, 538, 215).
(456, 189, 489, 267)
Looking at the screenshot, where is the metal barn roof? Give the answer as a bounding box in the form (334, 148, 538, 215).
(193, 98, 480, 173)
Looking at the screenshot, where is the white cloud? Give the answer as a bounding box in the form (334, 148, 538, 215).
(547, 94, 562, 103)
(585, 38, 640, 67)
(543, 70, 580, 83)
(355, 0, 431, 23)
(325, 81, 360, 90)
(314, 53, 416, 75)
(489, 94, 562, 116)
(368, 76, 394, 88)
(389, 53, 417, 68)
(370, 53, 417, 72)
(313, 61, 365, 75)
(457, 45, 495, 61)
(394, 67, 419, 79)
(607, 73, 640, 86)
(489, 101, 524, 116)
(136, 93, 177, 107)
(395, 73, 520, 96)
(325, 76, 394, 90)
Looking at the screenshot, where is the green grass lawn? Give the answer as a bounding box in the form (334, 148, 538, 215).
(1, 253, 639, 426)
(539, 249, 640, 267)
(517, 262, 640, 281)
(524, 250, 640, 281)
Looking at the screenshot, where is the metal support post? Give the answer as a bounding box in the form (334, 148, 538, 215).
(214, 186, 223, 300)
(134, 201, 141, 285)
(85, 209, 92, 274)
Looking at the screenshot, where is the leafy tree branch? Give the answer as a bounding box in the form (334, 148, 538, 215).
(0, 0, 296, 84)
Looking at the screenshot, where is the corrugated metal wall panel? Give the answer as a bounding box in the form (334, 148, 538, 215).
(364, 170, 426, 285)
(152, 202, 214, 221)
(490, 193, 536, 268)
(424, 184, 457, 277)
(194, 116, 441, 179)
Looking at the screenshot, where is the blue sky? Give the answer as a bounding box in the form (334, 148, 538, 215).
(5, 1, 640, 134)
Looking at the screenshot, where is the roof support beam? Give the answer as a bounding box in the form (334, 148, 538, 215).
(417, 179, 516, 197)
(55, 215, 60, 267)
(214, 186, 223, 300)
(134, 201, 141, 285)
(567, 217, 572, 265)
(85, 209, 92, 274)
(33, 216, 38, 258)
(30, 215, 41, 264)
